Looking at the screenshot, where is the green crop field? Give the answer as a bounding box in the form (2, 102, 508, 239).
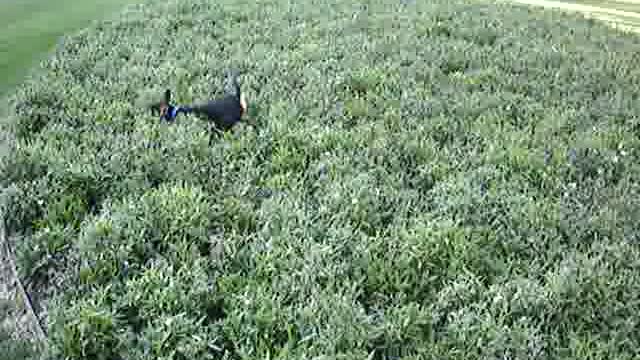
(2, 0, 640, 359)
(0, 0, 136, 98)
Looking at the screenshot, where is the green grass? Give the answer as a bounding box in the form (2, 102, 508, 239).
(562, 0, 640, 13)
(0, 301, 38, 360)
(0, 0, 136, 98)
(2, 0, 640, 359)
(559, 0, 640, 29)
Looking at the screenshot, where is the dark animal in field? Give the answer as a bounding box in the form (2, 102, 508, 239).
(150, 70, 247, 131)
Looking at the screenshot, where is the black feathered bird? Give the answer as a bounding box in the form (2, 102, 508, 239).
(151, 70, 247, 131)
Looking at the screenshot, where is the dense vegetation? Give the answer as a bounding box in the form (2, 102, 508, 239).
(0, 300, 38, 360)
(2, 0, 640, 358)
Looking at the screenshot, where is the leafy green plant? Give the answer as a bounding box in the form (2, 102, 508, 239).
(0, 300, 39, 360)
(1, 0, 640, 359)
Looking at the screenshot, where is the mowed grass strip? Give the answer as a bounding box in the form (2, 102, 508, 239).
(510, 0, 640, 31)
(562, 0, 640, 13)
(1, 0, 640, 359)
(0, 0, 136, 97)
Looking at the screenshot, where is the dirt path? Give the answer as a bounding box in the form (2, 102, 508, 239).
(506, 0, 640, 33)
(1, 216, 47, 352)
